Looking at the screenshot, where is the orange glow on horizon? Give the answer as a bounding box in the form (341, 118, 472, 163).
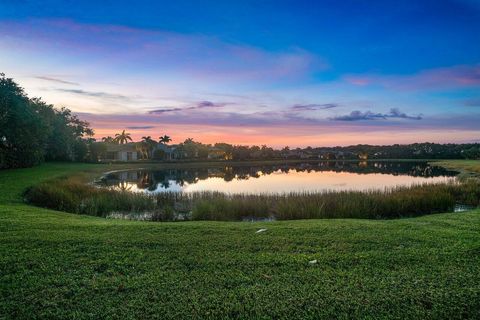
(92, 124, 480, 148)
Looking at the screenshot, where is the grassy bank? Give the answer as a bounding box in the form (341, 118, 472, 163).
(433, 160, 480, 179)
(1, 162, 480, 319)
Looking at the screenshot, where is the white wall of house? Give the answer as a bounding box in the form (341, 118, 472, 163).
(118, 151, 138, 161)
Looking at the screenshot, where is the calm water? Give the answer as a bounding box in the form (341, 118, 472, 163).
(96, 161, 458, 194)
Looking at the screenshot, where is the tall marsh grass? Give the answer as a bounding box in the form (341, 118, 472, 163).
(25, 175, 480, 221)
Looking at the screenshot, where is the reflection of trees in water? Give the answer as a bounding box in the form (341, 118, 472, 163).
(114, 180, 132, 192)
(137, 171, 156, 191)
(100, 161, 457, 190)
(224, 166, 235, 182)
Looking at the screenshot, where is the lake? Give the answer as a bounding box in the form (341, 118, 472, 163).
(96, 161, 458, 194)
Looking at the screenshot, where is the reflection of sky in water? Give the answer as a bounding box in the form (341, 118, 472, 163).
(112, 169, 456, 195)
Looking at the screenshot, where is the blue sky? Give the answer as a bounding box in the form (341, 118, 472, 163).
(1, 0, 479, 146)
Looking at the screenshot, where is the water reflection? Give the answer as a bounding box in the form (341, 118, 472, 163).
(97, 161, 457, 194)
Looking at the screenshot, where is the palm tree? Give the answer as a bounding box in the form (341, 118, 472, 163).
(135, 142, 148, 160)
(141, 136, 157, 159)
(182, 138, 197, 158)
(101, 136, 114, 143)
(114, 130, 132, 144)
(159, 135, 172, 144)
(142, 136, 152, 144)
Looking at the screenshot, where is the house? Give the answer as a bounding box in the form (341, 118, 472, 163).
(154, 144, 185, 160)
(208, 147, 230, 160)
(104, 143, 139, 161)
(318, 152, 336, 160)
(358, 152, 369, 160)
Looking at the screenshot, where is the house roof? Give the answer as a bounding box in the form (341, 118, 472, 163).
(106, 143, 138, 152)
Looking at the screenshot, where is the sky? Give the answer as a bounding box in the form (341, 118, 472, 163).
(1, 0, 479, 147)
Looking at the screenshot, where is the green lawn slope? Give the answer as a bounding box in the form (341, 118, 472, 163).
(1, 162, 479, 319)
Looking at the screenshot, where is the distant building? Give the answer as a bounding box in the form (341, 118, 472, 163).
(208, 147, 231, 160)
(358, 152, 369, 160)
(104, 143, 139, 161)
(154, 143, 182, 160)
(319, 152, 336, 160)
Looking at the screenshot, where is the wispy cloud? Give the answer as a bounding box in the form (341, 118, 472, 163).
(196, 101, 227, 108)
(34, 76, 78, 85)
(148, 100, 228, 114)
(55, 88, 132, 100)
(388, 108, 423, 120)
(291, 103, 338, 111)
(331, 108, 423, 121)
(344, 64, 480, 91)
(126, 126, 156, 129)
(148, 107, 183, 114)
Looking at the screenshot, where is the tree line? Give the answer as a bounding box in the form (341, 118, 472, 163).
(95, 135, 480, 161)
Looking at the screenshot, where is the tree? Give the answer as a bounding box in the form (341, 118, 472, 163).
(141, 136, 157, 159)
(232, 145, 250, 160)
(260, 144, 275, 159)
(463, 146, 480, 160)
(182, 138, 198, 158)
(0, 74, 50, 168)
(281, 146, 290, 159)
(114, 130, 132, 144)
(42, 106, 94, 161)
(87, 141, 107, 162)
(136, 142, 149, 160)
(215, 143, 234, 160)
(102, 136, 114, 143)
(197, 144, 209, 159)
(0, 73, 94, 167)
(159, 135, 172, 144)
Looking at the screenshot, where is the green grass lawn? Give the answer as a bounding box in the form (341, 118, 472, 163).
(433, 160, 480, 179)
(1, 162, 479, 319)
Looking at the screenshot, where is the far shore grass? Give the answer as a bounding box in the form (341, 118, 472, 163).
(432, 160, 480, 179)
(1, 160, 479, 319)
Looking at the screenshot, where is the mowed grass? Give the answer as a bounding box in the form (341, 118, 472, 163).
(1, 162, 480, 319)
(433, 160, 480, 179)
